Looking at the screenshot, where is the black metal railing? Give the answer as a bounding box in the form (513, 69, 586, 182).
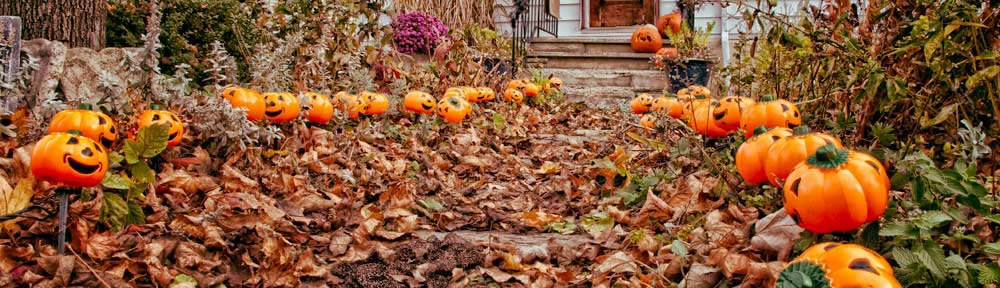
(510, 0, 558, 75)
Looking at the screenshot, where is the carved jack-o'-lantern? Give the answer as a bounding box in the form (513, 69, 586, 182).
(630, 26, 664, 53)
(137, 105, 185, 147)
(222, 87, 266, 121)
(403, 91, 436, 115)
(303, 92, 334, 124)
(48, 104, 118, 148)
(31, 130, 109, 188)
(437, 96, 471, 123)
(263, 92, 301, 123)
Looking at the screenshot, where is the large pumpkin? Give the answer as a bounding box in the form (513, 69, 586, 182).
(221, 87, 266, 121)
(137, 105, 185, 147)
(524, 82, 541, 97)
(262, 92, 301, 123)
(650, 95, 683, 118)
(784, 145, 891, 233)
(735, 126, 793, 184)
(764, 126, 843, 186)
(48, 104, 118, 149)
(630, 26, 663, 53)
(656, 12, 683, 36)
(715, 96, 755, 131)
(739, 95, 801, 137)
(303, 92, 334, 124)
(781, 242, 901, 288)
(403, 91, 436, 115)
(687, 106, 728, 137)
(31, 130, 109, 187)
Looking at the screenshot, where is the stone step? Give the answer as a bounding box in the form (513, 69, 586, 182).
(527, 52, 658, 70)
(541, 68, 667, 91)
(528, 37, 636, 54)
(561, 86, 639, 110)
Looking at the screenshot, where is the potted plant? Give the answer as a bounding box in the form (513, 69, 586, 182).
(653, 17, 716, 90)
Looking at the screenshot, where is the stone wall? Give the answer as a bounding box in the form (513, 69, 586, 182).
(19, 38, 144, 108)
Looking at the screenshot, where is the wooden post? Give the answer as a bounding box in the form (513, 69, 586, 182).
(0, 16, 21, 114)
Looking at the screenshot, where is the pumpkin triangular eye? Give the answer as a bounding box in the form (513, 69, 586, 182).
(99, 117, 107, 125)
(152, 114, 160, 121)
(822, 243, 840, 251)
(790, 179, 801, 196)
(170, 115, 179, 122)
(81, 147, 93, 157)
(278, 95, 284, 101)
(93, 143, 104, 153)
(771, 135, 781, 141)
(781, 104, 789, 112)
(848, 259, 879, 275)
(67, 137, 79, 145)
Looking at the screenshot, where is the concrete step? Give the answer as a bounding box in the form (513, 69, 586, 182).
(542, 68, 667, 91)
(527, 52, 658, 70)
(561, 86, 640, 110)
(528, 37, 636, 54)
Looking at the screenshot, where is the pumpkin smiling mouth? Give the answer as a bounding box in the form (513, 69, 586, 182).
(265, 109, 284, 117)
(169, 131, 179, 140)
(63, 154, 102, 174)
(421, 103, 433, 110)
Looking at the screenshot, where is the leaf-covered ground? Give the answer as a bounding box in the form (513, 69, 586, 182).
(0, 101, 803, 287)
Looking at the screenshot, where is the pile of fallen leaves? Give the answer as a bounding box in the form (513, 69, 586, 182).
(0, 102, 806, 287)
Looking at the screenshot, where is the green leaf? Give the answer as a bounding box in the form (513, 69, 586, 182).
(101, 173, 133, 190)
(776, 261, 831, 288)
(671, 240, 688, 258)
(126, 201, 146, 226)
(107, 151, 125, 165)
(130, 162, 155, 184)
(919, 103, 957, 128)
(491, 113, 506, 130)
(170, 274, 198, 288)
(879, 222, 917, 238)
(859, 221, 880, 248)
(545, 221, 578, 235)
(417, 198, 444, 212)
(101, 192, 129, 232)
(975, 264, 1000, 284)
(132, 124, 169, 160)
(915, 240, 949, 280)
(982, 242, 1000, 255)
(914, 211, 953, 231)
(124, 139, 140, 164)
(891, 247, 920, 267)
(965, 65, 999, 89)
(581, 211, 614, 235)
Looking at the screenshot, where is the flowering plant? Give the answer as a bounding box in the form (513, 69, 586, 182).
(391, 12, 449, 54)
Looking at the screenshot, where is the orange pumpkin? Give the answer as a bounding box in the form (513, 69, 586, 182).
(782, 242, 901, 288)
(503, 88, 525, 104)
(524, 82, 541, 97)
(403, 91, 436, 114)
(222, 87, 266, 121)
(347, 95, 369, 120)
(653, 47, 681, 67)
(764, 126, 843, 186)
(739, 95, 802, 137)
(784, 145, 891, 233)
(687, 106, 729, 137)
(715, 96, 755, 131)
(48, 104, 118, 149)
(640, 114, 657, 130)
(507, 79, 528, 91)
(630, 26, 663, 53)
(656, 12, 683, 36)
(437, 96, 471, 123)
(629, 93, 655, 114)
(680, 96, 718, 120)
(475, 87, 496, 102)
(302, 92, 334, 124)
(360, 92, 389, 115)
(677, 85, 711, 99)
(650, 95, 683, 118)
(262, 92, 301, 123)
(333, 92, 356, 111)
(735, 126, 793, 184)
(137, 105, 185, 147)
(31, 130, 109, 187)
(549, 77, 562, 90)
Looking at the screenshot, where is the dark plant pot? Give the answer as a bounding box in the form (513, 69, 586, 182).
(477, 57, 512, 76)
(666, 58, 712, 91)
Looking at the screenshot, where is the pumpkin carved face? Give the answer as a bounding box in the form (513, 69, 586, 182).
(263, 92, 301, 123)
(404, 91, 436, 115)
(503, 88, 525, 104)
(630, 26, 663, 53)
(48, 104, 118, 149)
(680, 97, 718, 120)
(589, 166, 631, 190)
(715, 96, 755, 131)
(764, 126, 843, 186)
(437, 96, 471, 123)
(783, 243, 901, 288)
(31, 131, 109, 187)
(524, 82, 541, 97)
(549, 78, 562, 90)
(687, 106, 729, 137)
(360, 92, 389, 115)
(656, 11, 683, 36)
(640, 114, 657, 130)
(303, 92, 334, 124)
(629, 93, 655, 114)
(347, 96, 369, 120)
(459, 87, 481, 103)
(739, 95, 802, 137)
(138, 107, 185, 147)
(507, 80, 528, 91)
(224, 88, 266, 121)
(650, 96, 683, 118)
(475, 87, 496, 102)
(784, 145, 890, 233)
(735, 126, 793, 184)
(677, 85, 711, 99)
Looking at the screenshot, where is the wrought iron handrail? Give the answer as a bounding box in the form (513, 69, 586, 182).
(510, 0, 558, 75)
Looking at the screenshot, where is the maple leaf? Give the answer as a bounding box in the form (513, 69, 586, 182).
(0, 177, 34, 234)
(751, 208, 804, 261)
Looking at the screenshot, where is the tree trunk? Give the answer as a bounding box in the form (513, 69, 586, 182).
(0, 0, 108, 49)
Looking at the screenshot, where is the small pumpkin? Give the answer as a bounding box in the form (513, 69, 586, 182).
(677, 85, 710, 99)
(503, 88, 525, 104)
(780, 242, 901, 288)
(460, 86, 481, 103)
(715, 96, 755, 131)
(549, 77, 562, 90)
(437, 96, 471, 123)
(262, 92, 301, 123)
(656, 11, 683, 36)
(739, 95, 802, 137)
(507, 79, 528, 91)
(629, 93, 655, 114)
(640, 114, 657, 130)
(524, 82, 541, 97)
(48, 103, 118, 148)
(784, 145, 891, 233)
(31, 130, 109, 187)
(653, 47, 681, 67)
(347, 95, 369, 119)
(137, 105, 185, 147)
(403, 91, 436, 115)
(735, 126, 793, 184)
(650, 95, 683, 118)
(360, 92, 389, 115)
(630, 26, 663, 53)
(221, 87, 266, 121)
(303, 92, 334, 124)
(475, 87, 496, 102)
(680, 96, 718, 120)
(332, 92, 356, 111)
(764, 126, 843, 186)
(687, 106, 729, 137)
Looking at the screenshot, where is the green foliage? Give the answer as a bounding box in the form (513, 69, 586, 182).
(776, 261, 830, 288)
(100, 125, 170, 231)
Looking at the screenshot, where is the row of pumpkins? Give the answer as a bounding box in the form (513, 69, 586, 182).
(218, 77, 562, 124)
(631, 86, 901, 287)
(31, 104, 185, 188)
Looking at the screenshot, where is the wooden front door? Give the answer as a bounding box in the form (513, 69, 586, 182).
(589, 0, 655, 28)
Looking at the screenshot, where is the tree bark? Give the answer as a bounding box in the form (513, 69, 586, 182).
(0, 0, 108, 49)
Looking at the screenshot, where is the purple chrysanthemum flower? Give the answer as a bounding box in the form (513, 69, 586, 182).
(391, 12, 449, 54)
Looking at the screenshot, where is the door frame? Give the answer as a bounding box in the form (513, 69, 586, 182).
(581, 0, 660, 31)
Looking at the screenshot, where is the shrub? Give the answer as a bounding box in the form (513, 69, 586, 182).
(391, 12, 449, 54)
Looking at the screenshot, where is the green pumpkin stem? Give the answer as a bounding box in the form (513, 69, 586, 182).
(67, 130, 82, 136)
(752, 125, 768, 137)
(695, 95, 707, 100)
(761, 94, 775, 102)
(793, 126, 810, 136)
(807, 144, 850, 169)
(150, 103, 164, 110)
(78, 103, 92, 110)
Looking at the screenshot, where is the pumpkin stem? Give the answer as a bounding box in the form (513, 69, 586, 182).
(150, 103, 164, 110)
(752, 125, 768, 137)
(694, 95, 707, 100)
(793, 126, 810, 136)
(78, 103, 92, 110)
(761, 94, 775, 102)
(807, 144, 850, 169)
(67, 130, 82, 136)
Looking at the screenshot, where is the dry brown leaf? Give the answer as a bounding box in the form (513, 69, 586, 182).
(81, 231, 124, 261)
(679, 263, 721, 288)
(521, 210, 563, 228)
(0, 178, 33, 233)
(750, 208, 804, 261)
(0, 244, 34, 272)
(594, 251, 639, 275)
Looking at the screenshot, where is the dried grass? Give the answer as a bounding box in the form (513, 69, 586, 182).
(393, 0, 498, 29)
